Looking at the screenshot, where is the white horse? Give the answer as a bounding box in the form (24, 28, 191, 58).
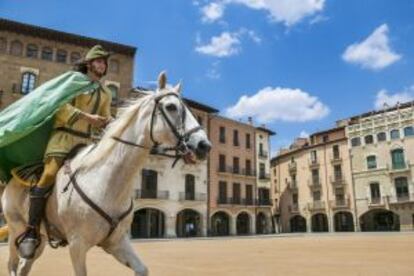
(1, 72, 211, 276)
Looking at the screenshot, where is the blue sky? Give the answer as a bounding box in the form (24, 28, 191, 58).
(1, 0, 414, 156)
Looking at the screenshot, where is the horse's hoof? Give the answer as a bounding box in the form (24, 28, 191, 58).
(18, 238, 39, 259)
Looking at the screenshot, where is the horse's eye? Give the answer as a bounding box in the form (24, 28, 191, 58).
(165, 103, 178, 112)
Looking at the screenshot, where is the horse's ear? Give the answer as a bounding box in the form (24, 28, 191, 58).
(158, 71, 167, 90)
(174, 81, 182, 94)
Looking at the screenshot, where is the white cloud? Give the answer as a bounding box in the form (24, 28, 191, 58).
(200, 0, 326, 26)
(299, 130, 310, 138)
(201, 2, 225, 23)
(195, 29, 260, 57)
(225, 86, 330, 123)
(342, 24, 401, 71)
(375, 86, 414, 109)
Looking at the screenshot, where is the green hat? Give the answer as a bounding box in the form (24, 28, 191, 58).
(84, 45, 110, 62)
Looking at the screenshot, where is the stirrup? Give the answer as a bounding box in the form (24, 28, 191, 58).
(15, 227, 42, 259)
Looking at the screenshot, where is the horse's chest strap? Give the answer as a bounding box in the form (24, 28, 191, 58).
(64, 167, 133, 241)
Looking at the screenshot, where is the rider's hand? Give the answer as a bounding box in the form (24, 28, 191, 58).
(83, 113, 108, 128)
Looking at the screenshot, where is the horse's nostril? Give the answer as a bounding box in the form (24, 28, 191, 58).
(197, 140, 211, 153)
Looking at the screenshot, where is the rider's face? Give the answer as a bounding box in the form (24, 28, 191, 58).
(88, 58, 107, 78)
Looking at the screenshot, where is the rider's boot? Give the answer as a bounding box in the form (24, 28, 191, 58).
(18, 186, 50, 259)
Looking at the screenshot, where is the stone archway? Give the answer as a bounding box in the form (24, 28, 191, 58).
(334, 212, 354, 232)
(360, 209, 400, 231)
(176, 209, 202, 238)
(211, 211, 231, 236)
(311, 213, 329, 232)
(236, 212, 251, 235)
(131, 208, 165, 238)
(290, 215, 307, 232)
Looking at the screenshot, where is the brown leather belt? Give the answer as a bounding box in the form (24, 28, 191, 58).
(55, 127, 91, 139)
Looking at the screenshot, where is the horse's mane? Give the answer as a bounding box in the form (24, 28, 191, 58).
(78, 91, 154, 170)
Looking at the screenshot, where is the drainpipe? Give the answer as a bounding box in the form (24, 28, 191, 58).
(349, 148, 359, 231)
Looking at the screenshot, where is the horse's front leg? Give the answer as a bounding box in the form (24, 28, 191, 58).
(102, 234, 148, 276)
(68, 236, 91, 276)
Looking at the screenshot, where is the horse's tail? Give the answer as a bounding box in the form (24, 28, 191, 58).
(0, 183, 9, 241)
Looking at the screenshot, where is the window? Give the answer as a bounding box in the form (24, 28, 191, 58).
(20, 72, 36, 95)
(56, 49, 67, 63)
(313, 190, 321, 201)
(218, 181, 227, 203)
(0, 37, 7, 53)
(219, 154, 226, 172)
(333, 145, 340, 159)
(10, 40, 23, 56)
(246, 185, 253, 205)
(185, 174, 195, 200)
(322, 135, 329, 143)
(70, 52, 81, 63)
(245, 133, 251, 149)
(109, 59, 120, 73)
(370, 183, 381, 202)
(377, 132, 386, 142)
(41, 47, 53, 61)
(26, 44, 38, 58)
(351, 137, 361, 147)
(310, 150, 317, 163)
(292, 193, 298, 204)
(390, 129, 400, 140)
(259, 163, 265, 179)
(232, 183, 241, 204)
(107, 84, 119, 106)
(395, 177, 409, 199)
(219, 126, 225, 143)
(258, 188, 270, 204)
(367, 155, 377, 169)
(312, 169, 319, 184)
(245, 159, 251, 176)
(334, 165, 342, 180)
(404, 126, 414, 137)
(364, 135, 374, 145)
(233, 129, 239, 146)
(141, 169, 157, 198)
(259, 143, 264, 156)
(391, 149, 405, 169)
(233, 157, 239, 174)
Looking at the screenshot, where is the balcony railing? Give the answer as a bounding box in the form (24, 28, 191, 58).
(135, 189, 169, 200)
(368, 196, 386, 206)
(330, 198, 350, 209)
(217, 197, 257, 206)
(307, 200, 325, 211)
(217, 197, 231, 205)
(256, 199, 272, 206)
(218, 166, 257, 176)
(387, 161, 411, 172)
(308, 178, 321, 189)
(258, 150, 268, 159)
(179, 192, 207, 201)
(308, 159, 320, 167)
(288, 162, 297, 173)
(330, 176, 346, 186)
(259, 173, 271, 180)
(287, 180, 298, 190)
(331, 155, 342, 163)
(288, 203, 299, 213)
(242, 168, 257, 177)
(389, 193, 414, 204)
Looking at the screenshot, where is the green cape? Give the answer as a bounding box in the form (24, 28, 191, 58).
(0, 71, 99, 183)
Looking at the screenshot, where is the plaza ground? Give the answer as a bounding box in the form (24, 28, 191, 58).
(1, 232, 414, 276)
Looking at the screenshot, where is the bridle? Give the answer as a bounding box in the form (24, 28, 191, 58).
(111, 92, 203, 167)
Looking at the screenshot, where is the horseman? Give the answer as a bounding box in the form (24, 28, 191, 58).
(0, 45, 113, 258)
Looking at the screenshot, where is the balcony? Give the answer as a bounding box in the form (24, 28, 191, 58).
(330, 198, 350, 209)
(218, 166, 257, 177)
(288, 162, 297, 174)
(179, 192, 207, 201)
(387, 161, 411, 173)
(288, 203, 299, 213)
(217, 197, 257, 206)
(307, 200, 325, 212)
(258, 150, 268, 159)
(259, 173, 271, 180)
(242, 168, 257, 177)
(256, 198, 272, 206)
(135, 189, 169, 200)
(308, 159, 320, 168)
(330, 175, 346, 187)
(331, 155, 342, 164)
(388, 193, 414, 204)
(217, 197, 232, 205)
(308, 178, 321, 190)
(368, 196, 386, 207)
(287, 180, 298, 191)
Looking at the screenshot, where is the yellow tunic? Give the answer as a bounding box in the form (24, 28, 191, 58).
(44, 83, 112, 159)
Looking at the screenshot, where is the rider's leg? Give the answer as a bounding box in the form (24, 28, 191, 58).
(18, 157, 63, 259)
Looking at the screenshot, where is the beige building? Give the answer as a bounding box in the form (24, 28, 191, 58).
(345, 102, 414, 232)
(0, 17, 136, 113)
(255, 126, 276, 234)
(129, 89, 218, 238)
(271, 126, 356, 233)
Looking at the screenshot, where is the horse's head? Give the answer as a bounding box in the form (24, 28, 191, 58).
(144, 71, 211, 164)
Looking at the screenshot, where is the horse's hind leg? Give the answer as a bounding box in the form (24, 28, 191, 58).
(16, 234, 46, 276)
(102, 235, 148, 276)
(8, 232, 19, 276)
